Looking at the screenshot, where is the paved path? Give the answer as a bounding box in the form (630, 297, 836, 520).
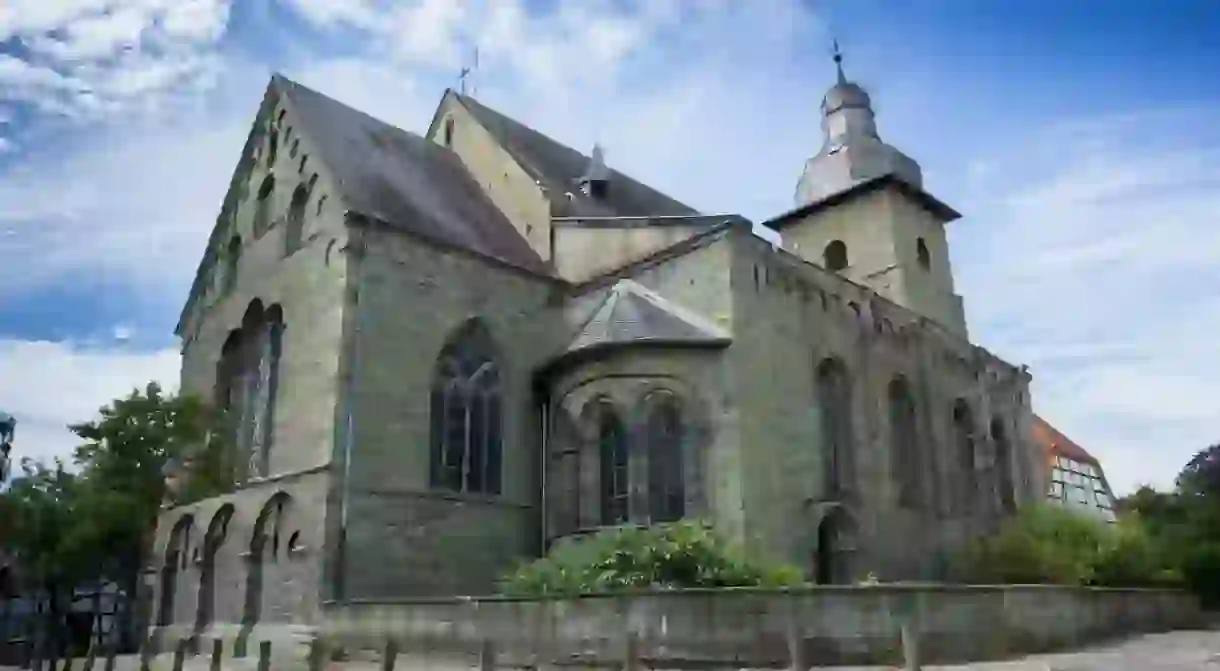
(5, 628, 1220, 670)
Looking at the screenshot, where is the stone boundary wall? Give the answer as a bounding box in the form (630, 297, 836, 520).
(319, 585, 1204, 667)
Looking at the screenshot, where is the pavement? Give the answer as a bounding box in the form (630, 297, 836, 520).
(4, 628, 1220, 671)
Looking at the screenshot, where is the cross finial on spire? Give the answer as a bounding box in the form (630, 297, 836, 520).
(832, 39, 847, 84)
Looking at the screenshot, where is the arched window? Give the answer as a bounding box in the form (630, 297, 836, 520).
(817, 357, 854, 497)
(595, 400, 629, 525)
(642, 391, 684, 523)
(953, 400, 975, 513)
(916, 237, 931, 270)
(992, 417, 1016, 514)
(823, 240, 848, 271)
(443, 117, 455, 147)
(254, 175, 276, 237)
(284, 184, 309, 256)
(888, 376, 921, 508)
(289, 138, 299, 159)
(223, 236, 241, 294)
(267, 130, 279, 165)
(250, 305, 284, 477)
(428, 320, 503, 495)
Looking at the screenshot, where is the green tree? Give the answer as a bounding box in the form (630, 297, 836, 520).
(66, 382, 235, 647)
(501, 521, 804, 597)
(1177, 443, 1220, 500)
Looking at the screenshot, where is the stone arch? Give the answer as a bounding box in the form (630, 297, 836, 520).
(254, 175, 276, 237)
(284, 183, 309, 256)
(585, 396, 628, 526)
(241, 492, 291, 629)
(638, 389, 685, 523)
(428, 318, 503, 495)
(887, 376, 921, 508)
(823, 240, 848, 271)
(816, 356, 854, 498)
(953, 400, 976, 514)
(991, 417, 1016, 514)
(156, 515, 194, 627)
(194, 504, 235, 633)
(810, 503, 857, 585)
(916, 237, 931, 270)
(547, 404, 582, 536)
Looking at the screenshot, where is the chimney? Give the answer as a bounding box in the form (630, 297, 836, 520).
(578, 144, 610, 198)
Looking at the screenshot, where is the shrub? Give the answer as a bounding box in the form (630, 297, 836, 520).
(1179, 543, 1220, 608)
(500, 520, 805, 597)
(965, 505, 1111, 585)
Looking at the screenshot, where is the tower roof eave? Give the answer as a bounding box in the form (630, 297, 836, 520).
(765, 173, 961, 232)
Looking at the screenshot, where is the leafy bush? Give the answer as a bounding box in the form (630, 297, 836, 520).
(965, 505, 1112, 585)
(1179, 543, 1220, 608)
(500, 520, 805, 597)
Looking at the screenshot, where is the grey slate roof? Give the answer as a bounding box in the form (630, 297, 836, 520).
(275, 76, 551, 275)
(454, 93, 699, 219)
(563, 279, 730, 358)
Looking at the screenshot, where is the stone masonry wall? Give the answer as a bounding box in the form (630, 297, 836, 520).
(337, 224, 566, 599)
(320, 586, 1205, 667)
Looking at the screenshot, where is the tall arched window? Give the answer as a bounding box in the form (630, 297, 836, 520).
(888, 376, 921, 508)
(817, 357, 854, 498)
(284, 184, 308, 256)
(992, 417, 1016, 514)
(443, 117, 455, 147)
(953, 400, 976, 513)
(429, 320, 503, 495)
(823, 240, 848, 271)
(254, 175, 276, 237)
(643, 391, 685, 523)
(595, 399, 629, 525)
(223, 236, 241, 294)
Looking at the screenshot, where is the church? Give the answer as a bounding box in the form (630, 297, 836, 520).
(147, 53, 1043, 645)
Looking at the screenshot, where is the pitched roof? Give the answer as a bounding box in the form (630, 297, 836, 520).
(1032, 414, 1098, 466)
(275, 76, 551, 275)
(453, 92, 699, 219)
(562, 279, 730, 359)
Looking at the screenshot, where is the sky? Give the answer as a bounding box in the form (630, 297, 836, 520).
(0, 0, 1218, 495)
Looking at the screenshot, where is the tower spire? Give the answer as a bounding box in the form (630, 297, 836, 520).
(832, 39, 847, 85)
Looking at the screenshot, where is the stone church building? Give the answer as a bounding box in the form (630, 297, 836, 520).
(147, 56, 1042, 643)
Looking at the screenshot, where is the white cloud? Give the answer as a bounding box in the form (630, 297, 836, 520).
(0, 338, 180, 466)
(952, 109, 1220, 495)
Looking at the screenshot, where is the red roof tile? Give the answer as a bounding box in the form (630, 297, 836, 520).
(1032, 414, 1098, 466)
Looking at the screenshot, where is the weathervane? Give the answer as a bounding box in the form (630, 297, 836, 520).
(458, 46, 480, 96)
(831, 38, 847, 84)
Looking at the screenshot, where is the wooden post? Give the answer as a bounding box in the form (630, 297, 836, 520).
(137, 641, 151, 671)
(171, 640, 187, 671)
(900, 619, 922, 670)
(102, 646, 116, 671)
(82, 642, 96, 671)
(478, 638, 497, 671)
(307, 639, 327, 671)
(622, 632, 640, 671)
(786, 599, 806, 671)
(257, 640, 271, 671)
(209, 638, 223, 671)
(381, 639, 398, 671)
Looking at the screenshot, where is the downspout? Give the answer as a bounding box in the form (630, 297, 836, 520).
(335, 221, 365, 602)
(538, 384, 550, 554)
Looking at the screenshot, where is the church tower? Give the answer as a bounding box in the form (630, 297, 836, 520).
(768, 44, 969, 339)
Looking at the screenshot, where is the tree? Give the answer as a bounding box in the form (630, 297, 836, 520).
(0, 383, 234, 656)
(66, 382, 235, 648)
(501, 521, 804, 597)
(1177, 443, 1220, 500)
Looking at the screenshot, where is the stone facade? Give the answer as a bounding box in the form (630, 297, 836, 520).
(147, 60, 1040, 646)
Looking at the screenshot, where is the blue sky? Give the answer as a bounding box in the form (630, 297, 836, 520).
(1, 0, 1218, 494)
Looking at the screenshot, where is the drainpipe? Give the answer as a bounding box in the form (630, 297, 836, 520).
(538, 385, 550, 554)
(335, 222, 365, 602)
